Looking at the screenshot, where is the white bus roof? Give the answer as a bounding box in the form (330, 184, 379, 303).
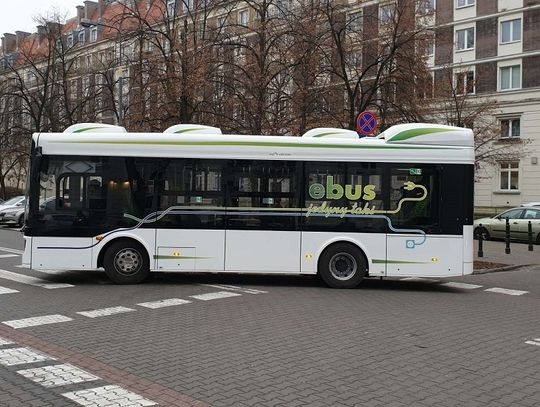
(34, 123, 475, 165)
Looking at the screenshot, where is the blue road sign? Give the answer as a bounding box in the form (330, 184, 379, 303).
(356, 111, 378, 136)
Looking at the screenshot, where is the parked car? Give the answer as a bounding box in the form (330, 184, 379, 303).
(474, 207, 540, 242)
(1, 206, 25, 227)
(521, 202, 540, 207)
(0, 196, 25, 224)
(0, 195, 25, 212)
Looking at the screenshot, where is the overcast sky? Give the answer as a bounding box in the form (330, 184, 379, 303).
(1, 0, 83, 35)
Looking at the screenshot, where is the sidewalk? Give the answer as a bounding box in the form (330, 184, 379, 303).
(473, 239, 540, 268)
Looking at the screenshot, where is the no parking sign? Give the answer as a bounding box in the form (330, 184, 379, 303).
(356, 111, 379, 136)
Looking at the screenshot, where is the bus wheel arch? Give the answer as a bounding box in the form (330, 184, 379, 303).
(317, 241, 368, 289)
(99, 238, 150, 284)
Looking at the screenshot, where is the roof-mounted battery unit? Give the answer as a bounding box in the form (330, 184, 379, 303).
(164, 124, 222, 134)
(302, 128, 359, 139)
(381, 123, 473, 147)
(63, 123, 127, 133)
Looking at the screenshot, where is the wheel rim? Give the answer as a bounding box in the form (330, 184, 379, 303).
(329, 252, 357, 281)
(113, 248, 142, 276)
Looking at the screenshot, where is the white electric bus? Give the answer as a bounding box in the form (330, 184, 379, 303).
(23, 122, 474, 288)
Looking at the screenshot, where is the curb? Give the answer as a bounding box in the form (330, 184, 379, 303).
(473, 264, 533, 274)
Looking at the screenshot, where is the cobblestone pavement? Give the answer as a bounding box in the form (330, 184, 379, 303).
(0, 226, 539, 406)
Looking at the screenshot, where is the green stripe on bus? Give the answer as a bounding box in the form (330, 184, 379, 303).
(54, 140, 449, 150)
(153, 255, 210, 260)
(173, 128, 209, 133)
(372, 259, 431, 264)
(73, 127, 106, 133)
(389, 127, 452, 142)
(312, 132, 350, 138)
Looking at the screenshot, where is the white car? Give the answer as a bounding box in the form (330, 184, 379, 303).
(521, 202, 540, 207)
(0, 196, 25, 224)
(1, 206, 25, 227)
(0, 196, 25, 212)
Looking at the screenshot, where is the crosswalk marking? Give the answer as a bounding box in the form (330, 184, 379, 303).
(200, 283, 268, 294)
(137, 298, 191, 309)
(0, 337, 15, 346)
(0, 246, 23, 255)
(0, 347, 54, 366)
(0, 269, 74, 289)
(0, 254, 19, 259)
(525, 339, 540, 347)
(484, 287, 528, 296)
(0, 285, 19, 295)
(63, 385, 157, 407)
(441, 282, 483, 290)
(17, 363, 100, 388)
(77, 306, 135, 318)
(2, 315, 73, 329)
(190, 291, 242, 301)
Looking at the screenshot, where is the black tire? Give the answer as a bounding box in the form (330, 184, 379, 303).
(474, 227, 490, 240)
(318, 243, 367, 289)
(103, 240, 150, 284)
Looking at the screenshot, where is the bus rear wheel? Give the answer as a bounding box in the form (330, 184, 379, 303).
(318, 243, 366, 289)
(103, 240, 150, 284)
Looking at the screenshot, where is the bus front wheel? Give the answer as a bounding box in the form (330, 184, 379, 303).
(318, 243, 366, 289)
(103, 240, 150, 284)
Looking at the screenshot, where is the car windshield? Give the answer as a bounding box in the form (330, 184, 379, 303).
(3, 196, 23, 206)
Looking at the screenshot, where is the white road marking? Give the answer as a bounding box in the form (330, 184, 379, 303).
(0, 337, 14, 346)
(0, 247, 23, 255)
(0, 254, 19, 258)
(0, 269, 74, 289)
(3, 314, 73, 329)
(17, 363, 100, 388)
(137, 298, 191, 309)
(62, 385, 157, 407)
(525, 340, 540, 347)
(200, 283, 268, 294)
(0, 285, 19, 295)
(190, 291, 242, 301)
(441, 282, 483, 290)
(0, 347, 54, 366)
(77, 306, 135, 318)
(484, 287, 529, 296)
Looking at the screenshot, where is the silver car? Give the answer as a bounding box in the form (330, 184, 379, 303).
(474, 207, 540, 242)
(1, 206, 25, 227)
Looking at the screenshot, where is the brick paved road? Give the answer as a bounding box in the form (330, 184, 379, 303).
(0, 226, 539, 406)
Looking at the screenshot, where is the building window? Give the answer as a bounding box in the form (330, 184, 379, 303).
(501, 19, 521, 44)
(455, 71, 475, 94)
(67, 34, 73, 48)
(347, 11, 363, 33)
(239, 10, 249, 26)
(456, 0, 474, 8)
(90, 27, 97, 42)
(167, 0, 176, 16)
(500, 118, 520, 139)
(499, 162, 519, 191)
(456, 27, 474, 51)
(380, 4, 394, 25)
(217, 16, 227, 32)
(78, 30, 85, 44)
(420, 0, 436, 14)
(182, 0, 193, 13)
(500, 65, 521, 90)
(425, 38, 434, 56)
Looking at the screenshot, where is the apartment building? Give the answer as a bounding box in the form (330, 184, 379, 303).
(432, 0, 540, 209)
